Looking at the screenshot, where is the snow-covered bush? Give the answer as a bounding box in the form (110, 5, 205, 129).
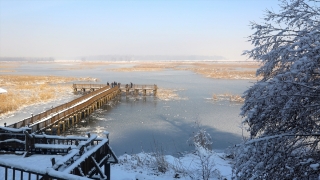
(118, 153, 154, 170)
(188, 121, 221, 179)
(189, 121, 212, 151)
(194, 146, 217, 180)
(234, 0, 320, 179)
(151, 139, 169, 173)
(153, 148, 168, 173)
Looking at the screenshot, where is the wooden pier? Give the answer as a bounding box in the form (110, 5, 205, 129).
(73, 83, 158, 96)
(7, 85, 120, 134)
(0, 83, 158, 180)
(119, 84, 157, 96)
(73, 84, 107, 92)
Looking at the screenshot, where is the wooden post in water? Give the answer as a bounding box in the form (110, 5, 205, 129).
(58, 123, 61, 135)
(153, 85, 157, 96)
(134, 89, 139, 96)
(65, 118, 69, 130)
(72, 116, 75, 126)
(77, 112, 81, 123)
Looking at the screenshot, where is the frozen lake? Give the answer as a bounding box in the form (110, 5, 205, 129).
(1, 62, 253, 156)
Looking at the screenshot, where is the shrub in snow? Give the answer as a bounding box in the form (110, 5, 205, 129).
(187, 121, 223, 180)
(194, 146, 217, 180)
(151, 139, 169, 173)
(234, 0, 320, 179)
(119, 153, 154, 170)
(189, 121, 212, 151)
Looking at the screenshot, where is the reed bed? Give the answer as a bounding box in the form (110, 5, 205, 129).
(111, 62, 180, 72)
(175, 62, 260, 80)
(194, 69, 257, 79)
(113, 67, 164, 72)
(156, 88, 187, 101)
(212, 93, 244, 103)
(54, 61, 111, 71)
(0, 75, 84, 115)
(0, 85, 70, 115)
(187, 62, 259, 69)
(111, 61, 260, 79)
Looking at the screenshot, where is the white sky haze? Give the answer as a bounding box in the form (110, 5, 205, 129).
(0, 0, 280, 60)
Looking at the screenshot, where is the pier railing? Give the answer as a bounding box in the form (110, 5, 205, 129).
(7, 85, 119, 133)
(73, 83, 157, 91)
(119, 84, 157, 90)
(0, 126, 118, 180)
(73, 83, 107, 92)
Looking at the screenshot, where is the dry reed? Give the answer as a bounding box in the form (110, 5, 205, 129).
(212, 93, 244, 103)
(156, 88, 187, 101)
(111, 62, 180, 72)
(54, 61, 111, 71)
(175, 62, 260, 80)
(0, 75, 91, 115)
(110, 61, 260, 79)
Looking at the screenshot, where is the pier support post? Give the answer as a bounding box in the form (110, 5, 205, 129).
(62, 121, 66, 133)
(57, 127, 60, 135)
(72, 116, 75, 126)
(153, 85, 157, 96)
(134, 89, 139, 96)
(77, 113, 81, 123)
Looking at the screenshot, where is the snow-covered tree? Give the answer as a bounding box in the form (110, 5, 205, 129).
(233, 0, 320, 179)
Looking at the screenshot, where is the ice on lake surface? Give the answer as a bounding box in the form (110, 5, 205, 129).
(1, 62, 252, 155)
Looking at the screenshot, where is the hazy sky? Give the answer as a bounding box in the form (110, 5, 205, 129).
(0, 0, 280, 60)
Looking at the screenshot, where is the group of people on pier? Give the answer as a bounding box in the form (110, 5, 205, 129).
(107, 81, 120, 88)
(125, 82, 133, 89)
(107, 82, 134, 88)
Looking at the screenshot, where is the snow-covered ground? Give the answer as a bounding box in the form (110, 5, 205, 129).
(0, 149, 233, 180)
(112, 150, 233, 180)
